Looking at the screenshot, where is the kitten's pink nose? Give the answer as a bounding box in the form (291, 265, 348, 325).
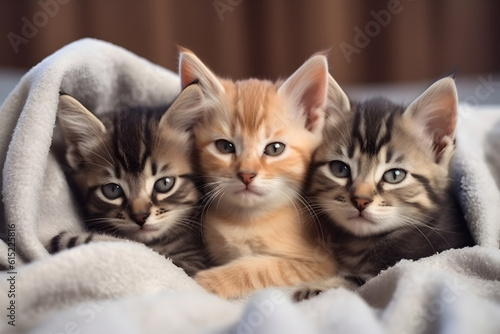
(132, 212, 150, 226)
(351, 197, 372, 212)
(238, 172, 257, 185)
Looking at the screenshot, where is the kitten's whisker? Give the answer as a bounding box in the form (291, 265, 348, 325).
(392, 212, 454, 251)
(213, 189, 227, 213)
(198, 187, 225, 237)
(330, 125, 349, 148)
(276, 188, 300, 216)
(81, 161, 115, 171)
(286, 188, 326, 243)
(89, 146, 116, 169)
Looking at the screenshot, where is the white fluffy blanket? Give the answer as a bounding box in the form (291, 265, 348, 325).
(1, 39, 500, 334)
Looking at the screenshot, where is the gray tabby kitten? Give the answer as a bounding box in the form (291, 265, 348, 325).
(295, 76, 474, 299)
(49, 84, 210, 276)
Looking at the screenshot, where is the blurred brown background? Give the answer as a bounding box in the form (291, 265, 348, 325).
(0, 0, 499, 85)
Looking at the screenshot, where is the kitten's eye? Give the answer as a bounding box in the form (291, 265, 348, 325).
(329, 160, 351, 178)
(101, 183, 124, 200)
(215, 139, 236, 154)
(154, 177, 175, 193)
(382, 169, 407, 184)
(264, 142, 285, 156)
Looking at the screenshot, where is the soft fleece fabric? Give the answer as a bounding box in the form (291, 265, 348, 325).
(0, 39, 499, 334)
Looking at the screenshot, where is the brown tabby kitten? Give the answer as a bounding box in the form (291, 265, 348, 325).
(49, 85, 210, 276)
(295, 76, 475, 300)
(178, 49, 337, 298)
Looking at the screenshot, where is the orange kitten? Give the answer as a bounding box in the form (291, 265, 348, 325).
(179, 49, 337, 298)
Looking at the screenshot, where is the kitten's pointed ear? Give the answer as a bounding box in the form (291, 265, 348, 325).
(160, 84, 205, 132)
(405, 77, 458, 164)
(327, 73, 351, 118)
(57, 95, 106, 169)
(178, 48, 225, 95)
(278, 54, 328, 136)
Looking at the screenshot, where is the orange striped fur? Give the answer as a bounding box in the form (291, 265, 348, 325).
(179, 49, 337, 298)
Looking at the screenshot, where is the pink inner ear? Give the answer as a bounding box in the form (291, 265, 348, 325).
(428, 107, 456, 162)
(180, 61, 197, 89)
(428, 108, 456, 139)
(300, 69, 327, 131)
(425, 92, 457, 142)
(301, 86, 323, 131)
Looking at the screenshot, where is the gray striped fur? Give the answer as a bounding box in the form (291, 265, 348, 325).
(49, 86, 211, 276)
(310, 77, 474, 280)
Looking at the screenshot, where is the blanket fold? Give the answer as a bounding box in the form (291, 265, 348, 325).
(0, 38, 180, 262)
(1, 38, 499, 333)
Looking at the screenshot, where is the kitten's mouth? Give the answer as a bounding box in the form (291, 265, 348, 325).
(234, 187, 262, 197)
(347, 213, 374, 225)
(137, 224, 160, 233)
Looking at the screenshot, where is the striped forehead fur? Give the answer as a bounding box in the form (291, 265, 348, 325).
(349, 98, 405, 157)
(106, 105, 167, 175)
(213, 78, 289, 135)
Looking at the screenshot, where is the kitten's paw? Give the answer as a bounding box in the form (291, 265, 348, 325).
(194, 270, 216, 291)
(293, 286, 325, 302)
(195, 269, 232, 298)
(47, 231, 125, 254)
(195, 267, 249, 299)
(293, 276, 360, 302)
